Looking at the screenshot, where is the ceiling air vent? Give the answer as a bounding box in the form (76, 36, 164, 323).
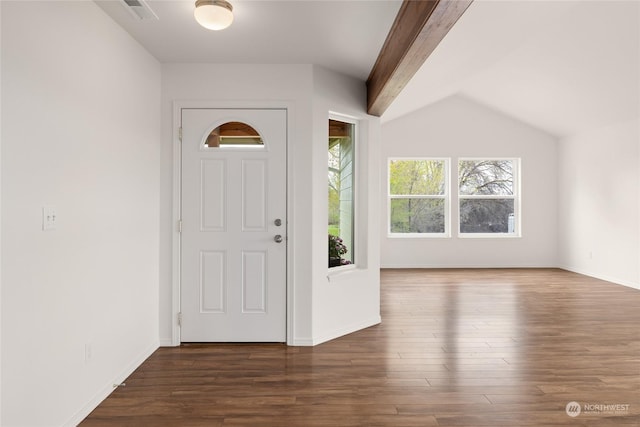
(121, 0, 159, 21)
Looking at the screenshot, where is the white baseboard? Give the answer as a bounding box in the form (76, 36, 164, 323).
(289, 337, 315, 346)
(558, 265, 640, 291)
(311, 316, 382, 346)
(63, 341, 159, 427)
(159, 338, 176, 347)
(380, 263, 554, 269)
(380, 264, 640, 291)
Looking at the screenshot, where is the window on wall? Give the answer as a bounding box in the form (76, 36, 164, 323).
(458, 158, 520, 236)
(328, 118, 355, 267)
(388, 158, 449, 236)
(204, 122, 263, 147)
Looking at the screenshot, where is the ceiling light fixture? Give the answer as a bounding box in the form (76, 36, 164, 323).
(194, 0, 234, 31)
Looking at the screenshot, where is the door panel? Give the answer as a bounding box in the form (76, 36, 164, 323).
(200, 159, 226, 231)
(241, 159, 267, 231)
(200, 251, 225, 313)
(181, 108, 287, 342)
(242, 251, 266, 313)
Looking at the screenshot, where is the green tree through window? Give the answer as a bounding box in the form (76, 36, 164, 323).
(328, 118, 355, 266)
(388, 159, 448, 235)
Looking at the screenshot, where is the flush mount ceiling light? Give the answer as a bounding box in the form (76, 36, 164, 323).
(194, 0, 234, 31)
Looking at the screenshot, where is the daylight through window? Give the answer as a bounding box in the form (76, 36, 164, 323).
(328, 118, 355, 267)
(458, 159, 519, 236)
(388, 158, 449, 236)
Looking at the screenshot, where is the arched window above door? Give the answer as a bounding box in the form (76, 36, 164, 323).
(205, 121, 264, 147)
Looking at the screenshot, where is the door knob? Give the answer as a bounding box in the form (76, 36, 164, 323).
(274, 235, 283, 243)
(274, 218, 282, 226)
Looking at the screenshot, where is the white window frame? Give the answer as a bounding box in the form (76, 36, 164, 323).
(388, 157, 451, 238)
(328, 113, 358, 270)
(457, 157, 521, 238)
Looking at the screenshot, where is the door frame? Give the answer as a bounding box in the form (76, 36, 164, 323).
(171, 100, 294, 346)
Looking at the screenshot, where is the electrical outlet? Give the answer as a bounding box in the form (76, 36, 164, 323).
(42, 206, 57, 231)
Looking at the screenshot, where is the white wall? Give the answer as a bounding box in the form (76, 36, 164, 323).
(1, 2, 161, 426)
(160, 63, 315, 345)
(160, 64, 380, 346)
(0, 2, 3, 420)
(380, 96, 558, 268)
(558, 118, 640, 289)
(311, 67, 381, 344)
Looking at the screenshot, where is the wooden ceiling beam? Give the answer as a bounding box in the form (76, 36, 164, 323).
(366, 0, 473, 117)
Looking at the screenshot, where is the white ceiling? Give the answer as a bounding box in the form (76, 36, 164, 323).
(97, 0, 639, 138)
(95, 0, 402, 81)
(383, 0, 640, 137)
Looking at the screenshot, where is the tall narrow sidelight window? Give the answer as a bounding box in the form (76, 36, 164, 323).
(328, 118, 355, 267)
(458, 158, 520, 236)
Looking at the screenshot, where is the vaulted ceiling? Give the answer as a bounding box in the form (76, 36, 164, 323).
(383, 0, 640, 137)
(97, 0, 639, 138)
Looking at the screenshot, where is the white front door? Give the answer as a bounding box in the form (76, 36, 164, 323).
(180, 108, 287, 342)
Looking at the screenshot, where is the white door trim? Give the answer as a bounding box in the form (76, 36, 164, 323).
(171, 100, 295, 346)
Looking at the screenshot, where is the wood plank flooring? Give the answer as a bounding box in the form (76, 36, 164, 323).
(81, 269, 640, 426)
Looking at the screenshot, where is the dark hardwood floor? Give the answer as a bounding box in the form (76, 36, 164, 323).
(81, 269, 640, 426)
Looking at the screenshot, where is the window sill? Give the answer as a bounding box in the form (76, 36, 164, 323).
(458, 233, 521, 239)
(388, 233, 450, 239)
